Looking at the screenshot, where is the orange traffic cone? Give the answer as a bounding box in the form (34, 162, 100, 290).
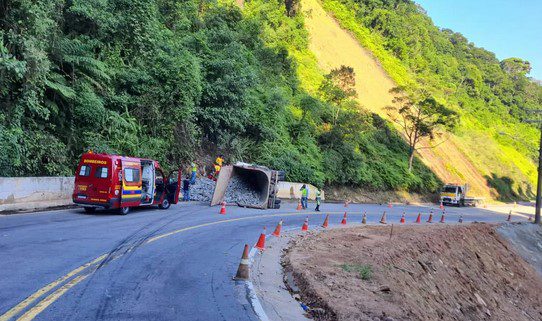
(506, 211, 512, 222)
(439, 201, 444, 210)
(458, 215, 463, 223)
(301, 216, 309, 231)
(400, 212, 405, 224)
(272, 220, 283, 237)
(415, 213, 421, 223)
(361, 212, 367, 224)
(254, 227, 266, 251)
(233, 244, 250, 280)
(341, 212, 347, 225)
(219, 202, 226, 215)
(440, 212, 445, 223)
(322, 214, 329, 228)
(296, 199, 302, 211)
(380, 211, 387, 224)
(388, 201, 393, 209)
(427, 211, 433, 223)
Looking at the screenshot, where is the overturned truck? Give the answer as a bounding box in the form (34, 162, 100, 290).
(210, 162, 284, 209)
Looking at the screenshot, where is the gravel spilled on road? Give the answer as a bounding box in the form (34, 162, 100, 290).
(190, 177, 215, 202)
(189, 176, 262, 206)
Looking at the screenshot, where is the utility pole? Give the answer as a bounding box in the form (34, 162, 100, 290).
(535, 125, 542, 224)
(524, 114, 542, 224)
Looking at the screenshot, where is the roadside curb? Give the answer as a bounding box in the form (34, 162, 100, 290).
(246, 245, 270, 321)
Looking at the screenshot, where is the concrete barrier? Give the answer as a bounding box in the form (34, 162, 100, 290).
(0, 177, 75, 212)
(277, 182, 324, 201)
(0, 177, 323, 213)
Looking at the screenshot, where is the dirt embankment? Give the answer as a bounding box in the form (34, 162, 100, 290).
(324, 185, 437, 204)
(284, 224, 542, 321)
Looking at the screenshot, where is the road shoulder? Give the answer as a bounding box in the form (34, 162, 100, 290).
(251, 231, 310, 321)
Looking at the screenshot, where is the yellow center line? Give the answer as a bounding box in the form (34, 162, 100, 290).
(1, 211, 342, 320)
(16, 274, 89, 321)
(146, 211, 343, 243)
(0, 254, 107, 321)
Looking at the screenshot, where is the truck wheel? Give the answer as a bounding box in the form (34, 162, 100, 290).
(159, 199, 170, 209)
(119, 207, 130, 215)
(84, 207, 96, 214)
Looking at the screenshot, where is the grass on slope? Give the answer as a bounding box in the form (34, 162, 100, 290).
(309, 0, 537, 200)
(300, 0, 492, 197)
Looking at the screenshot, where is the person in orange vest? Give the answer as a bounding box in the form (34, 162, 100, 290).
(212, 163, 221, 181)
(215, 154, 224, 167)
(211, 154, 224, 181)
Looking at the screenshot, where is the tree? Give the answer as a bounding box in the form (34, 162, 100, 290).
(319, 65, 357, 124)
(385, 87, 458, 172)
(500, 58, 531, 78)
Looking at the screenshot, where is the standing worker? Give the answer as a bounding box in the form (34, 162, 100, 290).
(212, 163, 221, 181)
(190, 161, 198, 184)
(212, 154, 224, 181)
(315, 188, 322, 212)
(300, 184, 308, 209)
(215, 154, 224, 167)
(182, 175, 191, 201)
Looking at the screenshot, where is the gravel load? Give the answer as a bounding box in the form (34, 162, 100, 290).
(224, 175, 261, 206)
(190, 177, 215, 202)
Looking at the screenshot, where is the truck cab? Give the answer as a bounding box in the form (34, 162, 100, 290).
(440, 184, 466, 206)
(73, 152, 181, 215)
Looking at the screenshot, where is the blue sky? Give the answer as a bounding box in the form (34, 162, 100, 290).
(415, 0, 542, 80)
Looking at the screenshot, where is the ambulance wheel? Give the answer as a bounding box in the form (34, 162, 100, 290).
(119, 207, 130, 215)
(84, 207, 96, 214)
(159, 199, 170, 209)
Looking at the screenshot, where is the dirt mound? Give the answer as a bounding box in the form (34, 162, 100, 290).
(498, 223, 542, 277)
(285, 224, 542, 321)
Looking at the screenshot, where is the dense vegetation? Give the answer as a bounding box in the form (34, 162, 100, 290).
(321, 0, 542, 199)
(2, 0, 540, 199)
(1, 0, 442, 193)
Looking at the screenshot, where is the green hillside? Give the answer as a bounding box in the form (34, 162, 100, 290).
(317, 0, 542, 200)
(1, 0, 540, 200)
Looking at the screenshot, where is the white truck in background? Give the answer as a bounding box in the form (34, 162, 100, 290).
(440, 183, 483, 207)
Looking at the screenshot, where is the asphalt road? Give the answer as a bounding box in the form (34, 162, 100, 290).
(0, 201, 516, 321)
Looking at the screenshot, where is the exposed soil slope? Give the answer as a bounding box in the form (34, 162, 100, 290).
(301, 0, 493, 198)
(285, 224, 542, 321)
(498, 223, 542, 277)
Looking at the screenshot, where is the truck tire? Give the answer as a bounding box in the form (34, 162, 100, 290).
(274, 199, 282, 205)
(159, 199, 170, 209)
(119, 207, 130, 215)
(84, 207, 96, 214)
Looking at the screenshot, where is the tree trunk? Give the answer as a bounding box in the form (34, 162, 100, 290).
(408, 147, 415, 172)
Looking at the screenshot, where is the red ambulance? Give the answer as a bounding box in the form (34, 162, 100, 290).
(72, 152, 182, 215)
